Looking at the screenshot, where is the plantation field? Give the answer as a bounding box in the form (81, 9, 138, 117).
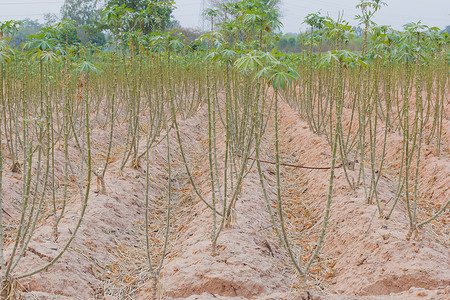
(1, 0, 449, 299)
(0, 77, 449, 299)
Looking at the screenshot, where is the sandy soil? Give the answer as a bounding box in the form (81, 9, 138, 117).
(1, 95, 449, 299)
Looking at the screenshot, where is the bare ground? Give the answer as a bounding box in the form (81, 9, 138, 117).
(1, 98, 449, 299)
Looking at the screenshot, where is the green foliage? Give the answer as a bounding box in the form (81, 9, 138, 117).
(58, 25, 82, 45)
(304, 11, 325, 30)
(60, 0, 106, 46)
(12, 19, 42, 47)
(355, 0, 387, 27)
(442, 25, 450, 34)
(0, 38, 15, 63)
(105, 0, 175, 33)
(0, 20, 21, 38)
(79, 25, 107, 46)
(61, 0, 102, 26)
(74, 60, 101, 74)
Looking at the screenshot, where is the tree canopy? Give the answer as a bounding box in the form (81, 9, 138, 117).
(105, 0, 175, 33)
(60, 0, 103, 26)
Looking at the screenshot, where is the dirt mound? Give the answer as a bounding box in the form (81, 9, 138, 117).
(139, 110, 292, 299)
(11, 163, 152, 297)
(147, 174, 291, 299)
(3, 122, 169, 298)
(2, 97, 448, 299)
(277, 102, 450, 298)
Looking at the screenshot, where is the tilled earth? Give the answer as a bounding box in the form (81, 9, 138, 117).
(2, 100, 449, 299)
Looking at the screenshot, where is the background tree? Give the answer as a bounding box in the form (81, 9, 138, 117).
(60, 0, 106, 46)
(442, 25, 450, 34)
(209, 0, 279, 11)
(43, 13, 59, 26)
(61, 0, 103, 26)
(6, 19, 41, 48)
(207, 0, 280, 26)
(57, 22, 82, 45)
(106, 0, 175, 33)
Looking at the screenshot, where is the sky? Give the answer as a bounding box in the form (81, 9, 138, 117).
(0, 0, 448, 33)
